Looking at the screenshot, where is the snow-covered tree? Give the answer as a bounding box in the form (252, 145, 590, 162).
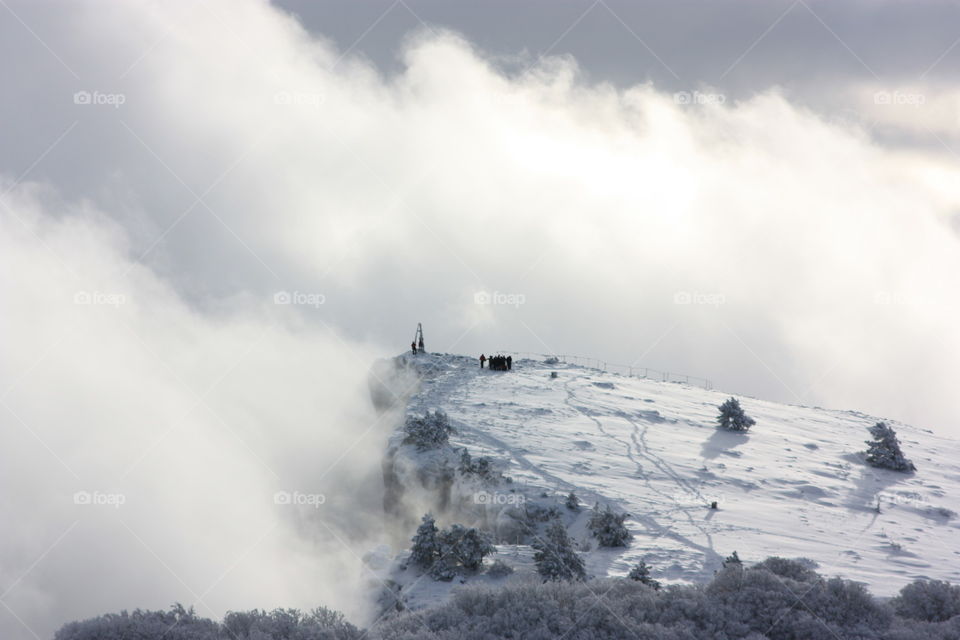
(458, 448, 501, 483)
(412, 519, 495, 580)
(587, 504, 631, 547)
(409, 513, 439, 569)
(891, 579, 960, 622)
(565, 491, 579, 510)
(438, 524, 495, 572)
(716, 397, 755, 432)
(627, 561, 661, 590)
(403, 410, 453, 450)
(533, 521, 586, 581)
(864, 421, 916, 472)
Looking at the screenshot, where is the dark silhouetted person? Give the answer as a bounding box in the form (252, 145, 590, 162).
(411, 341, 417, 355)
(480, 354, 486, 368)
(507, 356, 512, 370)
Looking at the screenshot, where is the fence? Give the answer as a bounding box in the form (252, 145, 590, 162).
(493, 350, 713, 390)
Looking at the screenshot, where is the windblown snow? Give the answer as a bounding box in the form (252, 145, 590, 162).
(368, 352, 960, 612)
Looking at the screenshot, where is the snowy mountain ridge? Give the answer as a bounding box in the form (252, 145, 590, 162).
(367, 352, 960, 614)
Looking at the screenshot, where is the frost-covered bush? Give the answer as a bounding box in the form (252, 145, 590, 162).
(706, 560, 892, 639)
(54, 604, 361, 640)
(717, 397, 755, 432)
(627, 561, 661, 590)
(532, 521, 586, 581)
(458, 449, 502, 483)
(438, 524, 496, 572)
(485, 559, 514, 578)
(751, 556, 819, 582)
(891, 579, 960, 622)
(409, 513, 439, 569)
(587, 504, 631, 547)
(377, 561, 901, 640)
(403, 409, 453, 450)
(221, 607, 361, 639)
(54, 604, 219, 640)
(411, 517, 495, 579)
(565, 491, 579, 510)
(525, 503, 562, 523)
(864, 421, 916, 472)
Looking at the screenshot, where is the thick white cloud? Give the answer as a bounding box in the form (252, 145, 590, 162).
(2, 0, 960, 636)
(0, 183, 394, 637)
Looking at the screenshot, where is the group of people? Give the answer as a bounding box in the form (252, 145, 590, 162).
(480, 354, 512, 371)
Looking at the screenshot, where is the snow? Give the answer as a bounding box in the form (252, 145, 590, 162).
(371, 352, 960, 613)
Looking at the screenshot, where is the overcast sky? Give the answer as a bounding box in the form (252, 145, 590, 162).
(1, 1, 959, 638)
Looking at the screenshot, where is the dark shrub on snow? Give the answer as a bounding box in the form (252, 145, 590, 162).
(717, 397, 755, 432)
(587, 503, 631, 547)
(864, 421, 916, 472)
(403, 409, 453, 450)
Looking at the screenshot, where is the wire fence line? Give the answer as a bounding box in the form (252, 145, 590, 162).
(493, 350, 713, 390)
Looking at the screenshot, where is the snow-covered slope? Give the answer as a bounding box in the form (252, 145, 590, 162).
(370, 352, 960, 612)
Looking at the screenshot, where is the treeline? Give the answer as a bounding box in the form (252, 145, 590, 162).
(56, 560, 960, 640)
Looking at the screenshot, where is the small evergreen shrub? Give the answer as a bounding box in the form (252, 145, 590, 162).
(458, 449, 502, 483)
(409, 513, 440, 569)
(587, 504, 631, 547)
(565, 491, 579, 510)
(532, 521, 586, 582)
(864, 421, 916, 472)
(627, 561, 661, 590)
(438, 524, 496, 572)
(717, 397, 755, 432)
(410, 516, 495, 580)
(403, 410, 453, 450)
